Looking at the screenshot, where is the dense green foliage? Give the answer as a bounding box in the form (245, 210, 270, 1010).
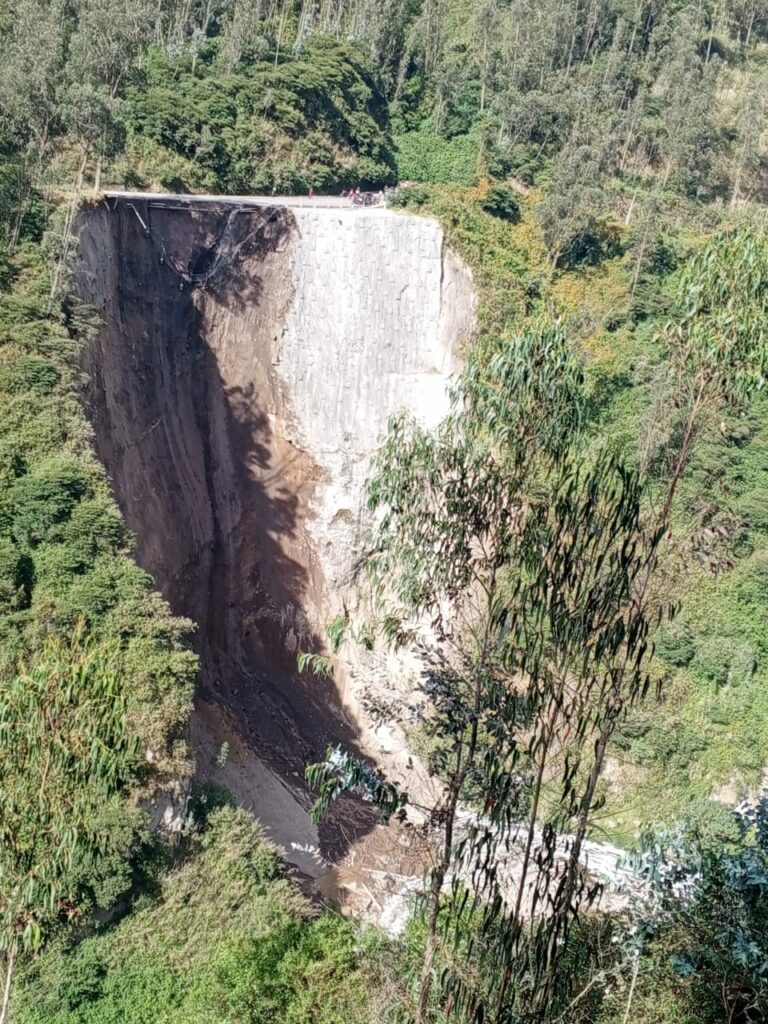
(3, 0, 766, 204)
(12, 804, 392, 1024)
(0, 1, 398, 197)
(384, 1, 768, 208)
(0, 634, 137, 958)
(1, 2, 768, 1023)
(121, 37, 396, 193)
(0, 230, 195, 1017)
(0, 249, 195, 781)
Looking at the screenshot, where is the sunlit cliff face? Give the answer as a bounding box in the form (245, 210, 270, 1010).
(74, 196, 474, 865)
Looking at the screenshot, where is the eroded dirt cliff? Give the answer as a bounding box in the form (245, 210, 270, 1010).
(74, 194, 475, 872)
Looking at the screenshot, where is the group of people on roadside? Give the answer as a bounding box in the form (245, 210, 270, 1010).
(306, 186, 386, 206)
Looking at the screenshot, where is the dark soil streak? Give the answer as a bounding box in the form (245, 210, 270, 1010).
(74, 198, 369, 859)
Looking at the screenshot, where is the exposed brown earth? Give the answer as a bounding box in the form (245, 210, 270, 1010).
(76, 199, 355, 775)
(73, 195, 473, 884)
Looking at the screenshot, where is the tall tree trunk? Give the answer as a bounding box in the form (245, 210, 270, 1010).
(622, 956, 640, 1024)
(417, 576, 497, 1022)
(705, 0, 723, 64)
(417, 775, 460, 1023)
(47, 151, 88, 314)
(480, 35, 488, 112)
(191, 0, 213, 73)
(731, 128, 751, 206)
(626, 3, 639, 60)
(625, 191, 636, 225)
(0, 948, 16, 1024)
(745, 2, 756, 46)
(10, 153, 31, 251)
(493, 684, 565, 1023)
(556, 390, 703, 960)
(618, 105, 639, 172)
(274, 0, 290, 66)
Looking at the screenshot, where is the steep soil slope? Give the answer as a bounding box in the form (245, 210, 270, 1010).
(74, 195, 474, 865)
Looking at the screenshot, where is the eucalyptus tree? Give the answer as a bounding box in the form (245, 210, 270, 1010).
(0, 0, 67, 163)
(308, 323, 656, 1022)
(653, 9, 720, 196)
(728, 0, 768, 43)
(68, 0, 155, 101)
(219, 0, 272, 72)
(63, 0, 155, 190)
(729, 75, 768, 207)
(373, 346, 586, 1021)
(536, 143, 609, 268)
(0, 0, 67, 248)
(308, 230, 768, 1023)
(0, 631, 138, 1024)
(459, 232, 767, 1024)
(535, 228, 768, 1018)
(310, 318, 588, 1020)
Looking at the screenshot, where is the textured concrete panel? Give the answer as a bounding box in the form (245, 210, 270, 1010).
(279, 206, 475, 602)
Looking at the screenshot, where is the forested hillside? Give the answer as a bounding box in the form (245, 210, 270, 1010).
(1, 2, 768, 1023)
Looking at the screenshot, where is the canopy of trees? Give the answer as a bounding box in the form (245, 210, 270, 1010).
(1, 0, 766, 205)
(1, 3, 768, 1024)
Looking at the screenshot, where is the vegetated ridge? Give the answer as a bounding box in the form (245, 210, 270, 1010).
(1, 3, 768, 1024)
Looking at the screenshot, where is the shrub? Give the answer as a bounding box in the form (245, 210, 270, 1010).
(0, 355, 59, 395)
(11, 457, 90, 545)
(480, 185, 521, 223)
(693, 637, 756, 687)
(620, 799, 768, 1024)
(0, 541, 32, 610)
(494, 142, 544, 186)
(394, 117, 481, 185)
(655, 620, 696, 667)
(737, 554, 768, 604)
(387, 184, 431, 208)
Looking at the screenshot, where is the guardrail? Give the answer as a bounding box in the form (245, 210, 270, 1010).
(103, 191, 389, 211)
